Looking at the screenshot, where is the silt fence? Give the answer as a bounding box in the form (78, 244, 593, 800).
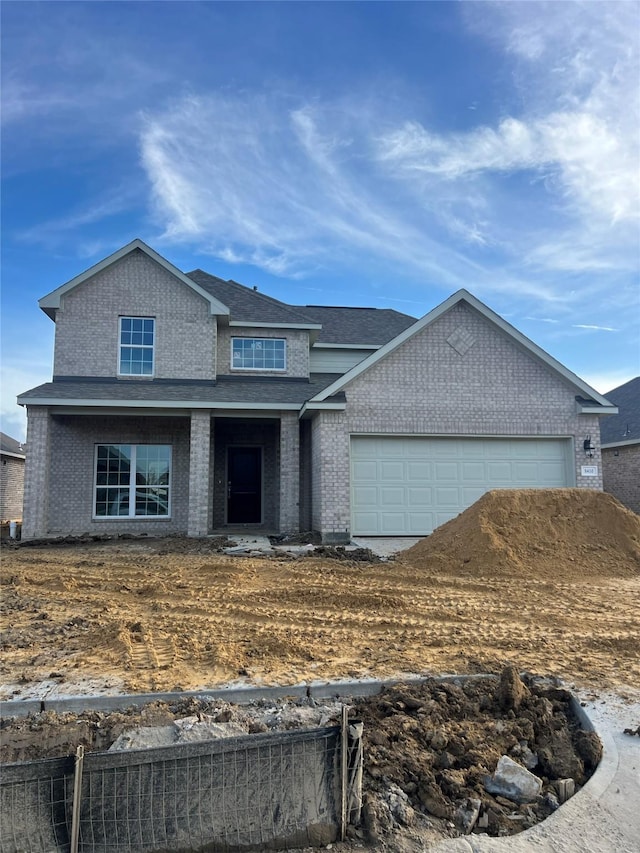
(1, 721, 363, 853)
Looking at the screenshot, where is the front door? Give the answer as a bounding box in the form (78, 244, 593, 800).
(227, 447, 262, 523)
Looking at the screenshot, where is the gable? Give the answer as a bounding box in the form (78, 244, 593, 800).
(39, 239, 229, 320)
(309, 290, 616, 411)
(344, 301, 591, 418)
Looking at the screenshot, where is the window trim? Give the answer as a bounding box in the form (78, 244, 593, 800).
(118, 316, 156, 377)
(93, 444, 172, 520)
(230, 336, 287, 372)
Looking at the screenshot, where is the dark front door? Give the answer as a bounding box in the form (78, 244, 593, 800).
(227, 447, 262, 523)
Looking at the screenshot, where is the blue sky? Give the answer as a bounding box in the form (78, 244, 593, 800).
(1, 0, 638, 440)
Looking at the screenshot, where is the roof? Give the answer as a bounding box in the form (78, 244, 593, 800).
(0, 432, 25, 458)
(17, 375, 343, 410)
(186, 270, 321, 328)
(38, 240, 230, 320)
(307, 289, 618, 412)
(600, 377, 640, 446)
(298, 305, 416, 345)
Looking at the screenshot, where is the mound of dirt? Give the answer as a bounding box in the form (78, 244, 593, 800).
(354, 667, 602, 842)
(400, 489, 640, 578)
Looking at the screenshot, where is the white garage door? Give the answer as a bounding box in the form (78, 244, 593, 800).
(351, 436, 573, 535)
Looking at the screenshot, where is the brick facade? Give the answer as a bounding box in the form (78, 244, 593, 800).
(310, 302, 604, 541)
(0, 454, 25, 521)
(602, 445, 640, 514)
(53, 250, 217, 380)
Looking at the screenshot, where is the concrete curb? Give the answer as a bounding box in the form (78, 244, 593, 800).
(0, 673, 499, 719)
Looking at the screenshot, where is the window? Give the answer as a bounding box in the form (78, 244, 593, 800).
(119, 317, 154, 375)
(94, 445, 171, 518)
(231, 337, 286, 370)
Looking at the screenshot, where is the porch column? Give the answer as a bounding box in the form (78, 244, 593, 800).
(279, 412, 300, 533)
(188, 410, 212, 537)
(21, 406, 51, 539)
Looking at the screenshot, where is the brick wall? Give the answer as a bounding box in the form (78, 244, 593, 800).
(46, 414, 191, 535)
(0, 455, 25, 521)
(53, 250, 218, 380)
(311, 302, 604, 539)
(217, 327, 310, 378)
(602, 445, 640, 514)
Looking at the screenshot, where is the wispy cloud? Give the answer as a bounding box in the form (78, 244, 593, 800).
(138, 0, 638, 320)
(572, 324, 619, 332)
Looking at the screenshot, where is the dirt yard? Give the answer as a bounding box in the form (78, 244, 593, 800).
(1, 489, 639, 698)
(1, 489, 639, 850)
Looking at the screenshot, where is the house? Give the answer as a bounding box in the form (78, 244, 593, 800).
(600, 377, 640, 514)
(18, 239, 618, 542)
(0, 432, 26, 523)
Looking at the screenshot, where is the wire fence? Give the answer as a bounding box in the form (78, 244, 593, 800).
(0, 723, 363, 853)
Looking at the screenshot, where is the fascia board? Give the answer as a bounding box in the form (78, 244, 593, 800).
(1, 450, 26, 460)
(229, 321, 322, 330)
(601, 438, 640, 449)
(308, 289, 617, 407)
(38, 239, 230, 318)
(311, 343, 381, 350)
(577, 404, 619, 415)
(299, 401, 347, 418)
(18, 397, 301, 411)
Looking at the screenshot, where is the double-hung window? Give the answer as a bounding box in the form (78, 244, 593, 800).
(231, 337, 286, 370)
(94, 445, 171, 518)
(119, 317, 154, 376)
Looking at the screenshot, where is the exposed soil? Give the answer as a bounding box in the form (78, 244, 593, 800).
(0, 489, 638, 850)
(0, 668, 604, 847)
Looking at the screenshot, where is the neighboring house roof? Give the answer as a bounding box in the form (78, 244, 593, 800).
(17, 375, 344, 410)
(600, 377, 640, 447)
(298, 306, 416, 346)
(0, 432, 26, 459)
(306, 288, 618, 412)
(186, 270, 321, 329)
(38, 239, 230, 320)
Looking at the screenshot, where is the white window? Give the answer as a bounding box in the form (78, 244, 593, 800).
(94, 445, 171, 518)
(119, 317, 155, 376)
(231, 337, 286, 370)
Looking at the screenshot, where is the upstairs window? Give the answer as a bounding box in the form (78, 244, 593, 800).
(94, 444, 171, 518)
(231, 337, 286, 371)
(119, 317, 154, 375)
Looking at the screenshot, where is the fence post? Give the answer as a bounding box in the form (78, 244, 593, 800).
(347, 720, 364, 825)
(340, 705, 349, 841)
(70, 745, 84, 853)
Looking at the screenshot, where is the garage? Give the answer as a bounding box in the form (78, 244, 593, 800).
(350, 436, 574, 535)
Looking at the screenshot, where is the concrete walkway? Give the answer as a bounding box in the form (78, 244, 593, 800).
(431, 690, 640, 853)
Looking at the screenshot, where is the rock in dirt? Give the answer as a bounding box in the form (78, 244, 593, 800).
(454, 797, 481, 833)
(495, 664, 529, 711)
(484, 755, 543, 803)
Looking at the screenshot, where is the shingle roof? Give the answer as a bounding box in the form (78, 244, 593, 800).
(17, 375, 344, 407)
(186, 271, 319, 326)
(0, 432, 25, 456)
(298, 306, 417, 345)
(600, 377, 640, 445)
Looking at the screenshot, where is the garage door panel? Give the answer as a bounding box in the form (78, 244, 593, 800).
(381, 461, 404, 481)
(380, 513, 405, 533)
(462, 462, 486, 480)
(408, 462, 432, 480)
(353, 486, 378, 506)
(352, 460, 378, 480)
(380, 487, 405, 507)
(351, 436, 571, 535)
(435, 462, 459, 480)
(487, 461, 512, 480)
(408, 487, 432, 506)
